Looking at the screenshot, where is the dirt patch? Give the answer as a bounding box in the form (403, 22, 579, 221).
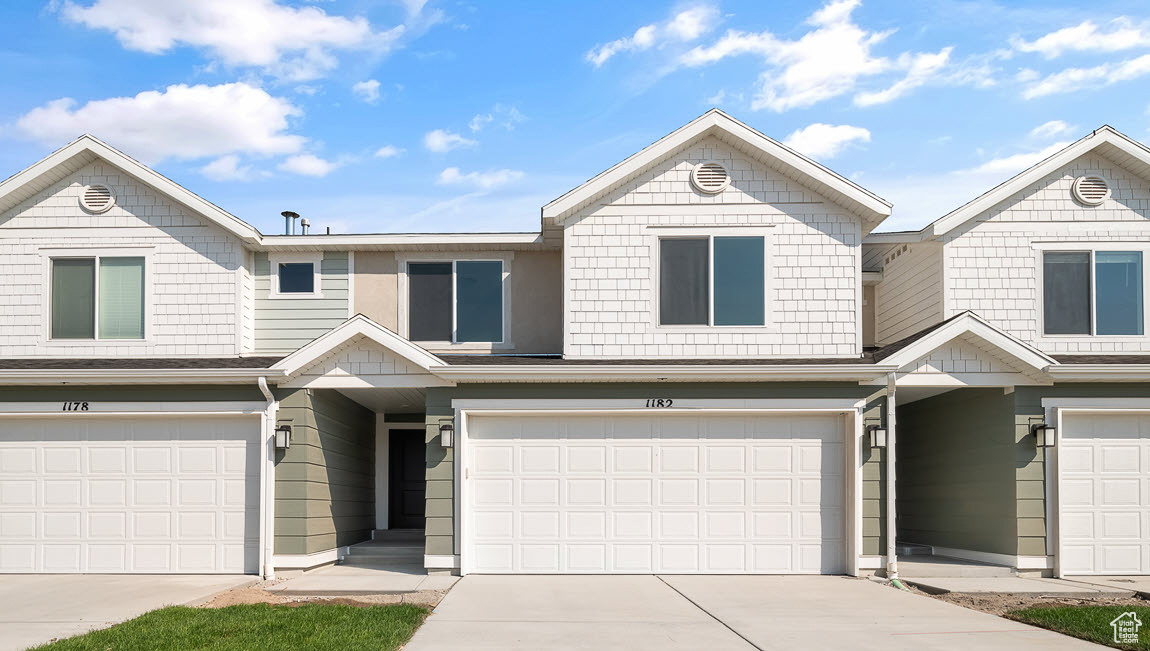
(198, 583, 448, 609)
(900, 582, 1149, 616)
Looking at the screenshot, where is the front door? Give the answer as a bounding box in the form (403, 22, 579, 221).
(389, 430, 427, 529)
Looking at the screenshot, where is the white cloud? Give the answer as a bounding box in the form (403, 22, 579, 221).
(469, 104, 526, 132)
(59, 0, 408, 81)
(854, 48, 952, 107)
(278, 154, 340, 177)
(352, 79, 381, 103)
(199, 154, 258, 181)
(1029, 120, 1074, 140)
(15, 82, 304, 164)
(963, 140, 1071, 175)
(1022, 53, 1150, 99)
(373, 145, 403, 159)
(423, 129, 477, 152)
(437, 167, 524, 189)
(1011, 18, 1150, 59)
(586, 4, 719, 67)
(782, 123, 871, 160)
(469, 113, 493, 132)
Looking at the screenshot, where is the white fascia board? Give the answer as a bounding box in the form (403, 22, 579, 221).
(430, 364, 896, 383)
(0, 368, 284, 385)
(541, 109, 891, 223)
(257, 232, 545, 250)
(879, 312, 1057, 371)
(0, 136, 262, 244)
(1045, 365, 1150, 381)
(862, 231, 925, 244)
(273, 314, 445, 376)
(926, 127, 1147, 238)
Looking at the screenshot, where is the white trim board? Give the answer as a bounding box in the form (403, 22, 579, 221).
(273, 547, 348, 571)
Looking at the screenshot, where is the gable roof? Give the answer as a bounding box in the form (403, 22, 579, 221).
(924, 125, 1150, 238)
(0, 134, 261, 244)
(874, 310, 1057, 372)
(541, 109, 892, 233)
(272, 314, 445, 378)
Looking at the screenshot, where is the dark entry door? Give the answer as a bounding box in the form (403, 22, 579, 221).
(389, 430, 427, 529)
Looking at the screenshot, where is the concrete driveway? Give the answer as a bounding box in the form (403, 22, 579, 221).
(0, 575, 253, 651)
(406, 575, 1102, 650)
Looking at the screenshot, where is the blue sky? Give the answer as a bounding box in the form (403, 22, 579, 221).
(2, 0, 1150, 234)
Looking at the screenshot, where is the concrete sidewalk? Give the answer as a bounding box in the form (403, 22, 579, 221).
(266, 565, 458, 595)
(406, 575, 1101, 650)
(0, 574, 253, 651)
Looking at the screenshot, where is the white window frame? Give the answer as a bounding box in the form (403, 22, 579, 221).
(1035, 242, 1149, 340)
(648, 227, 774, 333)
(397, 253, 513, 350)
(268, 252, 323, 299)
(40, 246, 153, 344)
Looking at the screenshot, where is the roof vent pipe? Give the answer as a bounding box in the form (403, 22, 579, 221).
(281, 211, 299, 235)
(300, 218, 310, 235)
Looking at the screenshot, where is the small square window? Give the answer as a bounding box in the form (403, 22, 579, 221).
(278, 262, 316, 294)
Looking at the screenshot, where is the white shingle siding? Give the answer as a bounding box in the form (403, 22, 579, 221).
(0, 161, 242, 357)
(874, 242, 943, 346)
(943, 151, 1150, 354)
(563, 137, 862, 358)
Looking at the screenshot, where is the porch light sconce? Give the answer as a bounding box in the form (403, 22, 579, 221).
(439, 420, 455, 448)
(1031, 423, 1057, 448)
(274, 424, 292, 450)
(867, 425, 887, 448)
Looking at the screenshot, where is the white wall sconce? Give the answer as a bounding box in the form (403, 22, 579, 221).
(867, 424, 887, 448)
(1031, 423, 1057, 448)
(274, 424, 292, 450)
(439, 420, 455, 448)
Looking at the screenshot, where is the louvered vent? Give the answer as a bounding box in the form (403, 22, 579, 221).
(691, 162, 731, 194)
(80, 185, 114, 213)
(1072, 176, 1110, 206)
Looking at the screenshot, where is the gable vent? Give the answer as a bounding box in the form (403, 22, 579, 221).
(1072, 175, 1110, 206)
(80, 185, 115, 213)
(691, 161, 731, 194)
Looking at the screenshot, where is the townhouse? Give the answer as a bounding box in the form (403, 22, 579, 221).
(0, 110, 1147, 581)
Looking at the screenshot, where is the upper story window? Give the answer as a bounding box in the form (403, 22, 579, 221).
(408, 260, 503, 343)
(50, 256, 145, 340)
(270, 253, 322, 297)
(659, 236, 766, 326)
(1043, 250, 1143, 336)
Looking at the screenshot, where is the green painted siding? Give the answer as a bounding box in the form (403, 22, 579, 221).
(425, 382, 878, 561)
(861, 394, 886, 555)
(274, 388, 374, 555)
(0, 385, 266, 402)
(897, 389, 1018, 556)
(254, 252, 349, 354)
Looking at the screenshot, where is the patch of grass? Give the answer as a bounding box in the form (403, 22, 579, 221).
(1008, 605, 1150, 650)
(33, 603, 428, 651)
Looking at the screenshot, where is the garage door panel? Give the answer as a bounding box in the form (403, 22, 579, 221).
(1061, 412, 1150, 575)
(0, 415, 259, 574)
(466, 412, 846, 574)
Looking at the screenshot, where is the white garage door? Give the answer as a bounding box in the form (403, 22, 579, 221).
(464, 412, 845, 574)
(1060, 411, 1150, 575)
(0, 415, 260, 574)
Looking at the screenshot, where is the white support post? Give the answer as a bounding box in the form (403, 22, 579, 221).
(258, 377, 278, 581)
(885, 373, 898, 579)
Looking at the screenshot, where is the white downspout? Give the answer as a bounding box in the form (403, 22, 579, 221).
(258, 377, 277, 581)
(885, 372, 898, 580)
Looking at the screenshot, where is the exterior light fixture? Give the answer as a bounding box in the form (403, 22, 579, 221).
(1031, 423, 1057, 448)
(867, 424, 887, 448)
(439, 420, 455, 448)
(274, 424, 292, 450)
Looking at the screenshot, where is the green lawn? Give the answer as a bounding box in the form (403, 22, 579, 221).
(33, 603, 428, 651)
(1008, 605, 1150, 650)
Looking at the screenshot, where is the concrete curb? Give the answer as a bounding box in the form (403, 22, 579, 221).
(904, 579, 1136, 599)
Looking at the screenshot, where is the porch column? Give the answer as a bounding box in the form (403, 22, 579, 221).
(886, 373, 898, 578)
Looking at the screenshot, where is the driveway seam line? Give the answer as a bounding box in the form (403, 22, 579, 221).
(655, 576, 764, 651)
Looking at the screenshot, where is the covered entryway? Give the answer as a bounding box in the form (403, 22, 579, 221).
(1058, 410, 1150, 575)
(462, 411, 847, 575)
(0, 414, 260, 574)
